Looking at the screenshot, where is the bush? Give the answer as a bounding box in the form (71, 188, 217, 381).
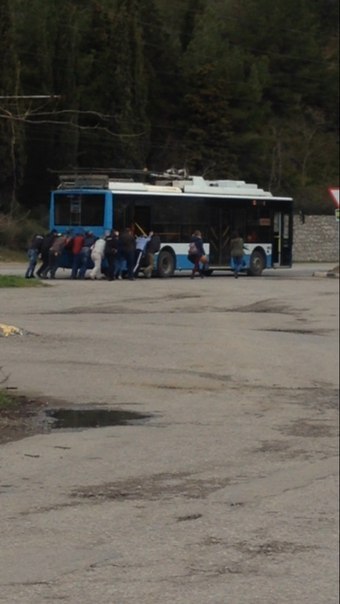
(0, 211, 47, 251)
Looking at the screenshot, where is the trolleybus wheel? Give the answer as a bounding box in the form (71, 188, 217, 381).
(248, 250, 265, 276)
(157, 250, 175, 278)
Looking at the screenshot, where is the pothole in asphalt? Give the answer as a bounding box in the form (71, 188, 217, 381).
(0, 397, 153, 444)
(45, 408, 152, 430)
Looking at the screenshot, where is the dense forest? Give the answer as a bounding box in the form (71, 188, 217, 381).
(0, 0, 338, 216)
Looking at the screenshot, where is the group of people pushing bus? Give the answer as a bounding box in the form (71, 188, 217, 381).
(24, 227, 161, 281)
(25, 227, 245, 280)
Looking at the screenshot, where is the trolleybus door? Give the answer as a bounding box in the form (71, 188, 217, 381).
(273, 211, 292, 266)
(208, 204, 231, 265)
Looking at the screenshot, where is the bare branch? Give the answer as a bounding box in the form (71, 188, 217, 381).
(0, 112, 145, 138)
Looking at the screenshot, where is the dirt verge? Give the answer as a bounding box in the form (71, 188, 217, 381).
(0, 394, 47, 444)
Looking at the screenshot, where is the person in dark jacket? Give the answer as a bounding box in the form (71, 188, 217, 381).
(104, 229, 119, 280)
(113, 231, 125, 279)
(78, 231, 96, 279)
(119, 227, 136, 280)
(25, 233, 44, 278)
(143, 231, 161, 278)
(188, 230, 208, 279)
(42, 233, 68, 279)
(36, 230, 57, 278)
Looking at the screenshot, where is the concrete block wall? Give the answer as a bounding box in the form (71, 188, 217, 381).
(293, 215, 339, 262)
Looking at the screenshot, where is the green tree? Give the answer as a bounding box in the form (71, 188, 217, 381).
(1, 0, 338, 213)
(13, 0, 60, 207)
(139, 0, 184, 170)
(0, 0, 23, 212)
(77, 0, 149, 169)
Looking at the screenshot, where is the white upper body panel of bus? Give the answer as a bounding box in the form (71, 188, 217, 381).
(107, 176, 292, 202)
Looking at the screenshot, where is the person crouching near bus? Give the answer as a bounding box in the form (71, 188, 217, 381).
(143, 231, 161, 278)
(36, 230, 57, 278)
(119, 227, 136, 280)
(104, 229, 119, 280)
(89, 236, 106, 280)
(133, 232, 151, 278)
(25, 233, 44, 278)
(188, 230, 208, 279)
(70, 229, 85, 279)
(230, 231, 245, 279)
(78, 231, 96, 279)
(42, 233, 68, 279)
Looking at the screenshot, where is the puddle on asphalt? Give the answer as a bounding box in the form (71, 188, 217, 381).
(44, 408, 151, 430)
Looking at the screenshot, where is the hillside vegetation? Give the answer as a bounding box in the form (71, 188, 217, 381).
(0, 0, 338, 216)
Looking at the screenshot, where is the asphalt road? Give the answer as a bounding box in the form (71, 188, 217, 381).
(0, 263, 339, 604)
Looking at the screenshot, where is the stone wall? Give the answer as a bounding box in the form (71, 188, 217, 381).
(293, 215, 339, 262)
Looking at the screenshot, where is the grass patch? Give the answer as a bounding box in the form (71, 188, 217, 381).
(0, 275, 44, 287)
(0, 389, 14, 408)
(0, 247, 27, 262)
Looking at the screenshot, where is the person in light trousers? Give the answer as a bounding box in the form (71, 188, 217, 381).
(89, 237, 106, 279)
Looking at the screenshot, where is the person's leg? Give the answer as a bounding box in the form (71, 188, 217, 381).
(42, 251, 54, 278)
(133, 250, 143, 277)
(144, 252, 154, 278)
(78, 249, 89, 279)
(96, 253, 104, 278)
(90, 252, 101, 279)
(107, 254, 115, 280)
(127, 251, 135, 280)
(37, 253, 48, 277)
(234, 255, 242, 278)
(25, 250, 35, 278)
(71, 253, 80, 279)
(200, 255, 209, 277)
(191, 256, 200, 278)
(50, 253, 60, 279)
(114, 253, 123, 279)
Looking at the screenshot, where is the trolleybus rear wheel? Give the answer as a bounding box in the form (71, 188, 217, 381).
(157, 250, 175, 278)
(248, 250, 265, 276)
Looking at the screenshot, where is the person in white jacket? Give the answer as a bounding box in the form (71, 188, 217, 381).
(89, 237, 106, 280)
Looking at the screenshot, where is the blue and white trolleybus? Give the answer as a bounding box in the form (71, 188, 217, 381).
(49, 170, 293, 277)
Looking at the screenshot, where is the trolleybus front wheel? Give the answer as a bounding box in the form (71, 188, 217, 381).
(157, 250, 175, 278)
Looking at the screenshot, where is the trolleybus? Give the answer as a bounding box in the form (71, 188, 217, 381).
(49, 170, 293, 277)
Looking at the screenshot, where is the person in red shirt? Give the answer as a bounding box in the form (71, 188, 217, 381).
(70, 230, 85, 279)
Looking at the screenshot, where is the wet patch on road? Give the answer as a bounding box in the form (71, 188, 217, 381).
(0, 394, 47, 444)
(245, 385, 338, 412)
(228, 299, 302, 314)
(234, 539, 317, 556)
(278, 419, 336, 438)
(45, 407, 151, 430)
(0, 397, 152, 444)
(254, 439, 291, 453)
(260, 328, 330, 335)
(72, 472, 231, 502)
(177, 513, 203, 522)
(251, 439, 313, 461)
(32, 297, 303, 317)
(190, 538, 319, 578)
